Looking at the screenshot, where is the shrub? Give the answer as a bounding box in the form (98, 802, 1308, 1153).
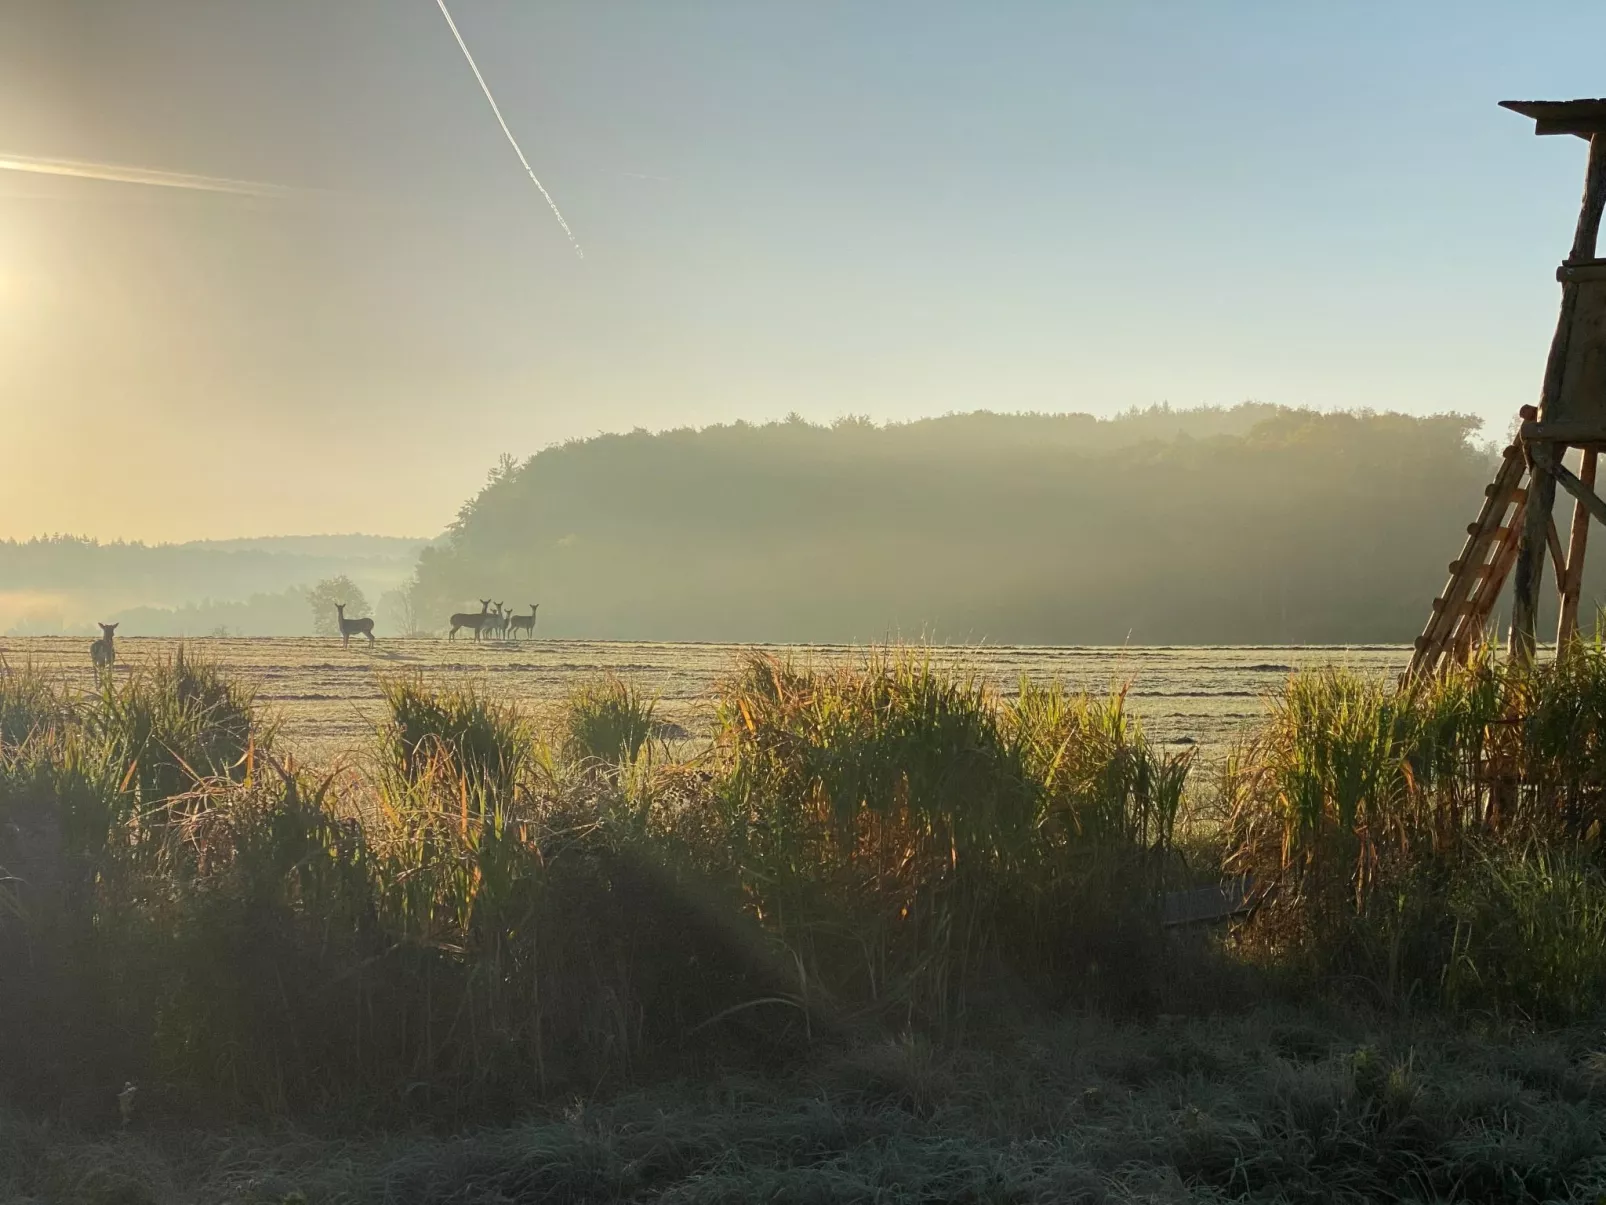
(563, 674, 656, 768)
(378, 676, 532, 801)
(711, 650, 1188, 1024)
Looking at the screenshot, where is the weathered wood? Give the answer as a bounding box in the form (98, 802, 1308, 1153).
(1501, 99, 1606, 139)
(1558, 449, 1598, 648)
(1571, 133, 1606, 260)
(1521, 420, 1606, 444)
(1458, 498, 1528, 662)
(1510, 444, 1558, 664)
(1554, 457, 1606, 527)
(1537, 135, 1606, 427)
(1411, 449, 1530, 676)
(1558, 260, 1606, 283)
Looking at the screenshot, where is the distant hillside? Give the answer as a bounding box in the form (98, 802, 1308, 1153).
(175, 534, 432, 558)
(0, 533, 424, 636)
(411, 404, 1574, 644)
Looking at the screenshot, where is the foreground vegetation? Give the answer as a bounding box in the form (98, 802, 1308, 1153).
(4, 642, 1606, 1201)
(8, 1011, 1606, 1204)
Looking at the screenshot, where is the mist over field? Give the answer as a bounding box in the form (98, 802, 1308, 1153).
(14, 403, 1604, 646)
(413, 403, 1567, 645)
(0, 533, 425, 636)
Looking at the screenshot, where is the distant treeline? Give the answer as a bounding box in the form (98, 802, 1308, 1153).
(413, 404, 1595, 644)
(0, 534, 423, 597)
(0, 534, 425, 636)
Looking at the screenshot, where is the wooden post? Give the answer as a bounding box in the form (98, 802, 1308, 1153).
(1557, 448, 1598, 649)
(1510, 441, 1557, 665)
(1570, 133, 1606, 261)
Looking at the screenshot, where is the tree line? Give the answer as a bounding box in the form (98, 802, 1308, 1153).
(413, 404, 1589, 645)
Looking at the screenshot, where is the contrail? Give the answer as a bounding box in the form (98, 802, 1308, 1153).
(0, 153, 290, 198)
(434, 0, 583, 258)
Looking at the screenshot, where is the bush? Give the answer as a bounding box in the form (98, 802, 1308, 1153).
(564, 674, 656, 768)
(710, 650, 1188, 1024)
(378, 676, 533, 801)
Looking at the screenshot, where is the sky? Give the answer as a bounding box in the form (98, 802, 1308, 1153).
(0, 0, 1603, 542)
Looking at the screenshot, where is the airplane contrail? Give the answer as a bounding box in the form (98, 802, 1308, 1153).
(0, 153, 291, 198)
(434, 0, 584, 258)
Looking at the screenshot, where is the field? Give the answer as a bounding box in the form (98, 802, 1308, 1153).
(0, 636, 1409, 765)
(9, 635, 1606, 1203)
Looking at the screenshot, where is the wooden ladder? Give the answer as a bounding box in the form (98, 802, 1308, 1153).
(1409, 439, 1569, 677)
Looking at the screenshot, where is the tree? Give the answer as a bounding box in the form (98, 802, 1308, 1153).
(379, 579, 424, 637)
(307, 576, 370, 636)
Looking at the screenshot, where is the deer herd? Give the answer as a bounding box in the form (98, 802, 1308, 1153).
(447, 600, 539, 642)
(86, 600, 542, 667)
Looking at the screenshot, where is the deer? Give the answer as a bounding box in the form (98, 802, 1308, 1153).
(508, 603, 539, 639)
(89, 622, 118, 671)
(334, 602, 375, 647)
(484, 602, 509, 641)
(448, 599, 493, 641)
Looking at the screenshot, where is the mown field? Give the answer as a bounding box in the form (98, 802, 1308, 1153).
(0, 636, 1409, 765)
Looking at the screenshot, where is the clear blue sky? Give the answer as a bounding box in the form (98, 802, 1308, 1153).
(1, 0, 1602, 539)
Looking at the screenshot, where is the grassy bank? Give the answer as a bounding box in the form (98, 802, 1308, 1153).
(4, 644, 1606, 1200)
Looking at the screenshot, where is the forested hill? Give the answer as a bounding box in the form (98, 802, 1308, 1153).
(413, 405, 1551, 645)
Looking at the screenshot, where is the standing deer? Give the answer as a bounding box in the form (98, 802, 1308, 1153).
(90, 622, 118, 671)
(334, 602, 375, 647)
(484, 602, 508, 641)
(508, 604, 539, 639)
(448, 599, 493, 641)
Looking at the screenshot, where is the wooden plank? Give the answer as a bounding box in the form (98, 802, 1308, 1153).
(1548, 516, 1568, 592)
(1559, 449, 1598, 648)
(1554, 458, 1606, 527)
(1500, 99, 1606, 138)
(1161, 876, 1255, 928)
(1511, 445, 1558, 664)
(1457, 499, 1528, 661)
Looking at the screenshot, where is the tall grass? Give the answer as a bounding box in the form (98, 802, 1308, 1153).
(1226, 639, 1606, 1018)
(564, 673, 656, 768)
(710, 650, 1189, 1024)
(378, 675, 533, 799)
(12, 638, 1606, 1128)
(0, 660, 64, 753)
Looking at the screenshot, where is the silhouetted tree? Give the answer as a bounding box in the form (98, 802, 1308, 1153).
(307, 577, 370, 637)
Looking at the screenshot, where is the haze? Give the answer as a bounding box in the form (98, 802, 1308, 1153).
(2, 0, 1602, 542)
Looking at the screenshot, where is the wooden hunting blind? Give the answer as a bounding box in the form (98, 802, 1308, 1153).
(1410, 99, 1606, 676)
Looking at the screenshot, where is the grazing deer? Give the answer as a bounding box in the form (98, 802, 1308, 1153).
(89, 622, 118, 671)
(334, 602, 375, 647)
(508, 603, 539, 639)
(448, 599, 493, 641)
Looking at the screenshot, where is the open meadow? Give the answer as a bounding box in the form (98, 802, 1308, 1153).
(0, 636, 1409, 765)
